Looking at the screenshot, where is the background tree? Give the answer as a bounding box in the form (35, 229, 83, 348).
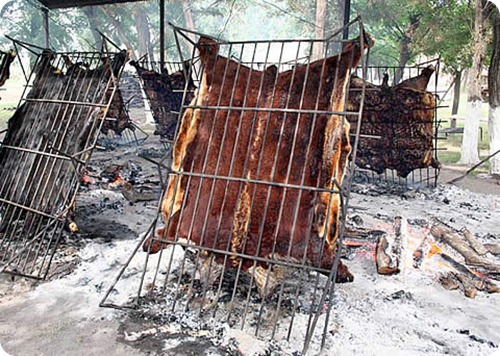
(489, 5, 500, 175)
(459, 0, 491, 165)
(415, 0, 473, 116)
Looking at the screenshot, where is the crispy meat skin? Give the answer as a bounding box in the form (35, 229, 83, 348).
(145, 35, 370, 283)
(130, 61, 195, 140)
(0, 50, 16, 88)
(0, 50, 127, 231)
(347, 66, 440, 178)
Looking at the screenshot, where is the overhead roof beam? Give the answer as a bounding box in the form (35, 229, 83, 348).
(38, 0, 145, 10)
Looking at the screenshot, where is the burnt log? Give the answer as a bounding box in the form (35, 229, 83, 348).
(430, 224, 500, 276)
(484, 243, 500, 256)
(130, 60, 195, 140)
(375, 234, 400, 275)
(347, 67, 440, 178)
(462, 228, 489, 256)
(145, 34, 374, 294)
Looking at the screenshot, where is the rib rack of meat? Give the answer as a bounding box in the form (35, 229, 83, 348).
(0, 42, 127, 279)
(0, 49, 16, 89)
(347, 65, 441, 179)
(99, 20, 371, 354)
(130, 59, 195, 141)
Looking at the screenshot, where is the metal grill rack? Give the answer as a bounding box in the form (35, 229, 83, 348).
(131, 56, 198, 149)
(0, 39, 127, 279)
(101, 17, 370, 355)
(352, 58, 443, 187)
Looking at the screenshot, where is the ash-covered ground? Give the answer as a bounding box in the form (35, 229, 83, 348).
(1, 136, 500, 356)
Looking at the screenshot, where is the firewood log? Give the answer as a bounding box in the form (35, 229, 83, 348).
(376, 235, 399, 275)
(462, 228, 489, 256)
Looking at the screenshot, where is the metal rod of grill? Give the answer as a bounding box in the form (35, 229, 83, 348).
(101, 18, 370, 355)
(0, 39, 127, 279)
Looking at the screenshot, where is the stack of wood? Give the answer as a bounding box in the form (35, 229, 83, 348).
(429, 221, 500, 298)
(130, 60, 195, 141)
(347, 66, 441, 178)
(344, 216, 500, 299)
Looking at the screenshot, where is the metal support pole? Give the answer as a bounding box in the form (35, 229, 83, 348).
(342, 0, 351, 40)
(160, 0, 165, 69)
(43, 8, 49, 48)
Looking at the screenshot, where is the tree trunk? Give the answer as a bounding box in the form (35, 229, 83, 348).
(101, 6, 137, 59)
(82, 6, 102, 50)
(134, 4, 154, 63)
(452, 70, 462, 116)
(489, 7, 500, 175)
(312, 0, 327, 61)
(394, 14, 421, 84)
(460, 0, 487, 165)
(181, 0, 196, 43)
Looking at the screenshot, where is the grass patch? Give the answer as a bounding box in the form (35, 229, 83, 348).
(0, 103, 16, 129)
(437, 92, 490, 167)
(438, 151, 461, 165)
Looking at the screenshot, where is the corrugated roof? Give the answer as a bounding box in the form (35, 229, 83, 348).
(38, 0, 145, 10)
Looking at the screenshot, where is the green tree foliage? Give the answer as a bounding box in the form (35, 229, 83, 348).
(415, 0, 474, 73)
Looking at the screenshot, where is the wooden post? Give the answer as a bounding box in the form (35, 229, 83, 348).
(159, 0, 165, 69)
(43, 8, 49, 48)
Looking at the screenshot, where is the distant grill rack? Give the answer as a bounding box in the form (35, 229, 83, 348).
(351, 58, 443, 187)
(0, 39, 127, 279)
(101, 18, 370, 355)
(132, 56, 198, 149)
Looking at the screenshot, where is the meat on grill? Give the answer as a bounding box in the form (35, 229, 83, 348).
(144, 34, 373, 295)
(0, 50, 16, 88)
(0, 49, 127, 232)
(395, 65, 435, 91)
(61, 54, 133, 136)
(130, 60, 195, 141)
(100, 88, 134, 136)
(347, 65, 440, 178)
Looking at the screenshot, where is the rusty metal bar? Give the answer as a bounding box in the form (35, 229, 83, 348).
(0, 41, 126, 279)
(101, 18, 368, 355)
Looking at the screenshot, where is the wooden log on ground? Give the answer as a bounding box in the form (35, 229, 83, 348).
(455, 273, 478, 299)
(436, 252, 485, 290)
(376, 235, 399, 275)
(484, 243, 500, 256)
(462, 228, 489, 256)
(439, 272, 460, 290)
(431, 224, 490, 266)
(391, 216, 403, 267)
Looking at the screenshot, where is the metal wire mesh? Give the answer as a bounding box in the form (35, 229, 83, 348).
(351, 58, 442, 187)
(101, 18, 370, 354)
(0, 41, 127, 279)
